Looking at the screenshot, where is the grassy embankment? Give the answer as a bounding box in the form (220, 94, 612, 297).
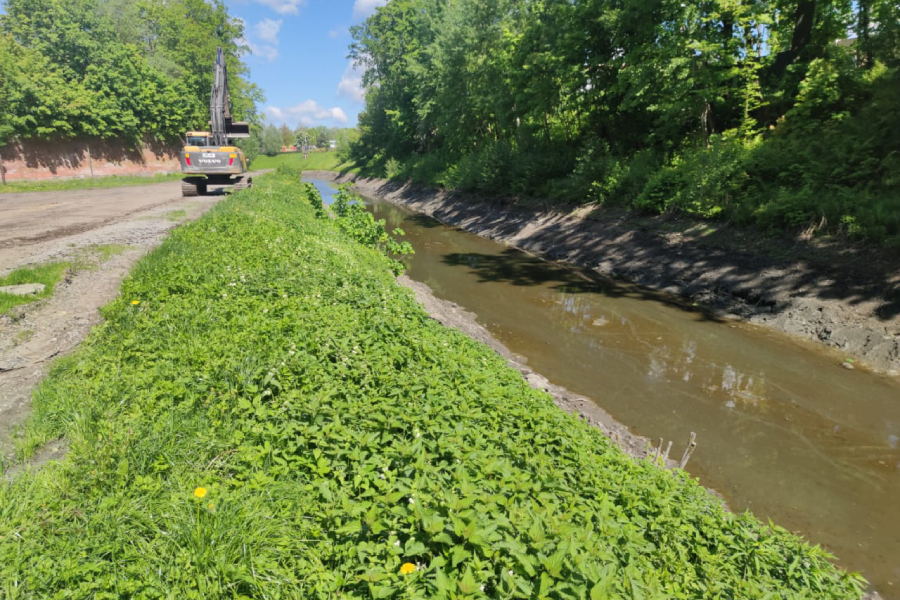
(1, 172, 183, 194)
(250, 150, 356, 173)
(0, 172, 865, 598)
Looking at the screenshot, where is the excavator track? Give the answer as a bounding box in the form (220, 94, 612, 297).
(232, 177, 252, 192)
(181, 179, 207, 197)
(181, 181, 198, 197)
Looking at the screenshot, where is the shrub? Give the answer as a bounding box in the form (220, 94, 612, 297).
(635, 135, 753, 219)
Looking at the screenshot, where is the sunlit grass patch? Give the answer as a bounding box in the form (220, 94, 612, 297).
(250, 151, 356, 172)
(1, 173, 183, 194)
(0, 262, 69, 315)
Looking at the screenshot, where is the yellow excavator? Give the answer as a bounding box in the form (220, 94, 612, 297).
(179, 48, 251, 196)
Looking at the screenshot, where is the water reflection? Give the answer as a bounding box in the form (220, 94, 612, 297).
(307, 178, 900, 596)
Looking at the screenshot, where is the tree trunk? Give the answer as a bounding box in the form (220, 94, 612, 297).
(857, 0, 873, 68)
(790, 0, 816, 55)
(722, 13, 734, 47)
(772, 0, 817, 77)
(701, 100, 712, 149)
(0, 149, 6, 186)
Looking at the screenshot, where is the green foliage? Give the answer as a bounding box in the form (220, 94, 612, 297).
(0, 173, 866, 598)
(635, 135, 755, 219)
(0, 0, 260, 145)
(237, 125, 262, 164)
(260, 124, 284, 156)
(275, 163, 303, 180)
(347, 0, 900, 243)
(324, 183, 413, 275)
(302, 182, 328, 219)
(0, 262, 69, 315)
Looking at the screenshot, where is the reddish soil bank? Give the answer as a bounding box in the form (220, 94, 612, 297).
(309, 171, 900, 377)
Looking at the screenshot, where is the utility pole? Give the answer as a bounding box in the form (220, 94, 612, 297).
(0, 148, 6, 186)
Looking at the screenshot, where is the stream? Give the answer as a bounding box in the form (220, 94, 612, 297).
(309, 178, 900, 596)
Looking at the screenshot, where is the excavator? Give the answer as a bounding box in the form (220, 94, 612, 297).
(179, 48, 251, 196)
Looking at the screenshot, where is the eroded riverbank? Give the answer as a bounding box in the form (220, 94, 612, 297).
(307, 171, 900, 376)
(305, 175, 899, 598)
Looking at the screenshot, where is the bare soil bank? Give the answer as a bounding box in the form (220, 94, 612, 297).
(308, 171, 900, 377)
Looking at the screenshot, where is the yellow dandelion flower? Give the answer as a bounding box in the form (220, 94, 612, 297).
(131, 300, 140, 305)
(193, 487, 207, 499)
(400, 563, 416, 575)
(207, 503, 214, 510)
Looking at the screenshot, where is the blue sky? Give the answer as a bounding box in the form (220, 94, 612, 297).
(225, 0, 383, 128)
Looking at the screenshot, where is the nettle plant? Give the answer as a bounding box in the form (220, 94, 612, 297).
(310, 182, 414, 275)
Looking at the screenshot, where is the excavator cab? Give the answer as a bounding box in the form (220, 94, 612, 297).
(185, 132, 212, 147)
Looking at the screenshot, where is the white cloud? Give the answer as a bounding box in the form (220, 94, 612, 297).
(337, 63, 365, 103)
(352, 0, 387, 19)
(328, 28, 345, 39)
(254, 18, 282, 45)
(239, 37, 279, 61)
(236, 17, 281, 62)
(265, 101, 349, 127)
(252, 0, 306, 15)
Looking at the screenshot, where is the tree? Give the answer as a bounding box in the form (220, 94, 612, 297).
(260, 124, 282, 156)
(0, 0, 261, 143)
(279, 124, 294, 147)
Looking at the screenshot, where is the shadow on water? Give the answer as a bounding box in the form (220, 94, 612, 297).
(405, 214, 445, 229)
(307, 178, 900, 597)
(441, 249, 726, 323)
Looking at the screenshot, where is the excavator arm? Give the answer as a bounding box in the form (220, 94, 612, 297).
(210, 47, 250, 145)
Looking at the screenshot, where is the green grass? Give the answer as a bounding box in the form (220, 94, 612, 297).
(0, 247, 131, 314)
(71, 243, 134, 270)
(1, 172, 183, 194)
(0, 262, 69, 315)
(166, 209, 188, 221)
(0, 173, 865, 599)
(250, 150, 356, 172)
(90, 243, 131, 261)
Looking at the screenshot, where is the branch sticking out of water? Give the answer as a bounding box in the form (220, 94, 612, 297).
(679, 432, 697, 470)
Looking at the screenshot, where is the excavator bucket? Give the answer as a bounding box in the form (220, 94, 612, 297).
(226, 121, 250, 138)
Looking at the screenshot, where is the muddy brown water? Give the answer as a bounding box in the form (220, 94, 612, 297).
(309, 179, 900, 596)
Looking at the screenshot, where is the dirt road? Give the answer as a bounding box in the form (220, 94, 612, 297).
(0, 180, 236, 458)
